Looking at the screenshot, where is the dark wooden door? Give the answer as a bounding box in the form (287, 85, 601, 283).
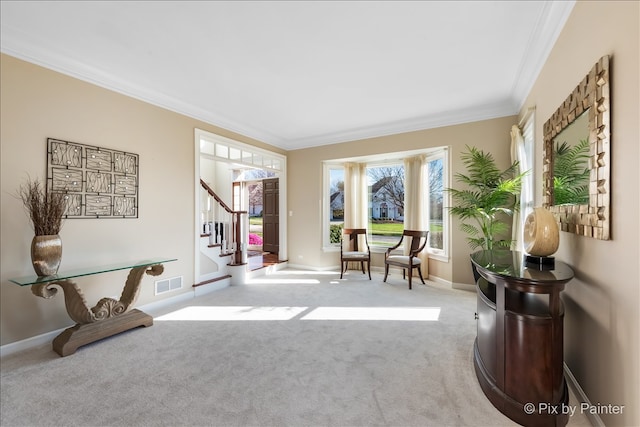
(262, 178, 279, 254)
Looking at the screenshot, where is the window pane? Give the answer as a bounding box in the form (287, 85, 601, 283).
(201, 139, 215, 155)
(216, 144, 228, 158)
(428, 158, 444, 250)
(368, 165, 404, 247)
(329, 168, 344, 244)
(242, 150, 252, 163)
(229, 147, 241, 160)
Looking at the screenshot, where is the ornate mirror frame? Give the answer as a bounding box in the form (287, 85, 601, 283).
(542, 55, 610, 240)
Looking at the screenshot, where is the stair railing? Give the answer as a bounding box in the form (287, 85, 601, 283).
(200, 179, 247, 265)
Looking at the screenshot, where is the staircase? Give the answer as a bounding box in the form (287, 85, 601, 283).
(195, 179, 284, 294)
(193, 179, 245, 293)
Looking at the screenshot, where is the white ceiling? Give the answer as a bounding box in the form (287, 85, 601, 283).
(1, 1, 574, 150)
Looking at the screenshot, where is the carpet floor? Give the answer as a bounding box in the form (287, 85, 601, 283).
(0, 268, 591, 427)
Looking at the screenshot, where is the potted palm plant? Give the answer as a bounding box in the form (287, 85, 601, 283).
(447, 146, 526, 279)
(18, 177, 67, 276)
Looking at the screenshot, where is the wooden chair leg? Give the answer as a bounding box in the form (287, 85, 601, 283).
(384, 264, 389, 282)
(340, 261, 345, 279)
(408, 269, 412, 290)
(367, 261, 371, 280)
(360, 261, 365, 274)
(417, 266, 426, 284)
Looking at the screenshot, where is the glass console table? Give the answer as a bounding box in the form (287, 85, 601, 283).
(10, 258, 177, 356)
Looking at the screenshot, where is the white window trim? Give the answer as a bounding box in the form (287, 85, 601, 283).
(425, 149, 449, 262)
(322, 162, 343, 252)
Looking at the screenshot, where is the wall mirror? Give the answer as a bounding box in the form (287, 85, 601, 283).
(542, 55, 610, 240)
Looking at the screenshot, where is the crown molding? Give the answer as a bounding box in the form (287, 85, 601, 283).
(281, 101, 518, 151)
(0, 28, 282, 147)
(510, 0, 576, 110)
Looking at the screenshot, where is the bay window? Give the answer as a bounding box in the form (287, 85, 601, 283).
(323, 147, 448, 261)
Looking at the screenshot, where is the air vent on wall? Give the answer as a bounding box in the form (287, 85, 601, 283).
(155, 276, 183, 295)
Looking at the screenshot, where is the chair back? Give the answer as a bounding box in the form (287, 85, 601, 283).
(402, 230, 428, 255)
(342, 228, 368, 252)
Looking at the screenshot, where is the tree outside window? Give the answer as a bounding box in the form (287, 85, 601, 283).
(427, 157, 444, 250)
(328, 168, 344, 244)
(368, 165, 404, 246)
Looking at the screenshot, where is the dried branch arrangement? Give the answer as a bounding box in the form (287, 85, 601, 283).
(18, 178, 66, 236)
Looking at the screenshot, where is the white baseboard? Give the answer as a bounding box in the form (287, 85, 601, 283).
(452, 281, 475, 291)
(141, 290, 198, 315)
(427, 275, 451, 286)
(0, 326, 69, 359)
(564, 363, 603, 427)
(271, 261, 288, 272)
(245, 261, 289, 278)
(284, 263, 339, 272)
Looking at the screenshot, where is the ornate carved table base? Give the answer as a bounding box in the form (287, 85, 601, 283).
(52, 309, 152, 356)
(20, 262, 170, 357)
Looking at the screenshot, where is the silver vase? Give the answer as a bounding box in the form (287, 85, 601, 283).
(31, 234, 62, 276)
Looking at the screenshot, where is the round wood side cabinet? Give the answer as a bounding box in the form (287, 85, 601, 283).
(470, 250, 574, 427)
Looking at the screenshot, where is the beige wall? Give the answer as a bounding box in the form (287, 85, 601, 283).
(287, 115, 518, 285)
(521, 1, 639, 426)
(0, 54, 283, 345)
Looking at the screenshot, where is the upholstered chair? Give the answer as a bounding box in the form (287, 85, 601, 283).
(340, 228, 371, 280)
(383, 230, 428, 289)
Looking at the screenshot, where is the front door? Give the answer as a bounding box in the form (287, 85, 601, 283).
(262, 178, 279, 254)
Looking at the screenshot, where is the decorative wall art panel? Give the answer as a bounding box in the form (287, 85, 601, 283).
(46, 138, 139, 219)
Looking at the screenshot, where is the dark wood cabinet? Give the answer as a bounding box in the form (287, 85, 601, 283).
(471, 250, 574, 427)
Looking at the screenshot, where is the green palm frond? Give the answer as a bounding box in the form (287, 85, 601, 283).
(493, 239, 513, 249)
(553, 139, 590, 205)
(554, 139, 590, 179)
(554, 177, 589, 205)
(460, 223, 481, 237)
(446, 145, 527, 251)
(489, 221, 510, 236)
(467, 237, 488, 250)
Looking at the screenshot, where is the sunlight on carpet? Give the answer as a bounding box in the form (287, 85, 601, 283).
(245, 278, 321, 284)
(155, 306, 308, 321)
(301, 307, 441, 321)
(254, 269, 340, 276)
(155, 306, 441, 321)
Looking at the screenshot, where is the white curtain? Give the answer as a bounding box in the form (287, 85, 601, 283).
(404, 155, 426, 229)
(403, 155, 429, 278)
(511, 119, 534, 252)
(344, 162, 368, 229)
